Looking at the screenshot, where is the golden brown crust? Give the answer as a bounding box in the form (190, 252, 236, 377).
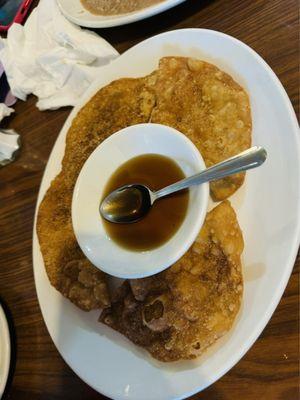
(100, 201, 244, 361)
(37, 173, 110, 311)
(149, 57, 252, 200)
(37, 77, 156, 310)
(37, 56, 250, 313)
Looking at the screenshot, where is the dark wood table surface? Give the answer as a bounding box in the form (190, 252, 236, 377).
(0, 0, 299, 399)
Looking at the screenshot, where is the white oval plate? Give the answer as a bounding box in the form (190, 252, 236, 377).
(0, 305, 11, 398)
(57, 0, 187, 28)
(33, 29, 300, 400)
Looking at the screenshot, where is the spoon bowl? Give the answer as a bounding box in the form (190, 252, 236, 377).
(100, 184, 152, 223)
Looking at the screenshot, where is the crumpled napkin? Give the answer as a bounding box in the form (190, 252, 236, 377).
(0, 61, 15, 124)
(0, 129, 20, 166)
(0, 103, 14, 122)
(0, 0, 119, 111)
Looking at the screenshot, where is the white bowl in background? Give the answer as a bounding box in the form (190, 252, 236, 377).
(57, 0, 187, 28)
(0, 305, 10, 399)
(72, 123, 209, 279)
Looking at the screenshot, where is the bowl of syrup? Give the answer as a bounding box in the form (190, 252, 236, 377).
(72, 123, 209, 279)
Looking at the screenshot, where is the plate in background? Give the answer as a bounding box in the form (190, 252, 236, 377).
(57, 0, 187, 28)
(0, 305, 11, 399)
(33, 29, 300, 400)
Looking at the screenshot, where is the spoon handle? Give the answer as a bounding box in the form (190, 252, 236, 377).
(154, 146, 267, 200)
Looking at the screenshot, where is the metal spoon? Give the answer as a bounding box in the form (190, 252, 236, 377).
(100, 146, 267, 224)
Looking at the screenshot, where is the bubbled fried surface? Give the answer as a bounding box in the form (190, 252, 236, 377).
(37, 78, 156, 310)
(37, 57, 249, 315)
(100, 201, 244, 361)
(149, 57, 252, 200)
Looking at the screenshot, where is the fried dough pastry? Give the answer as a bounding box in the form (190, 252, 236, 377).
(37, 78, 156, 310)
(100, 201, 244, 361)
(149, 57, 252, 200)
(38, 56, 250, 312)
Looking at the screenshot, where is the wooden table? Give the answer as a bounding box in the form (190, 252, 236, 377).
(1, 0, 299, 399)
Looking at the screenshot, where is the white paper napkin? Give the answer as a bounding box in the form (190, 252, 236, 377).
(0, 104, 17, 165)
(0, 129, 20, 165)
(0, 0, 119, 111)
(0, 103, 14, 122)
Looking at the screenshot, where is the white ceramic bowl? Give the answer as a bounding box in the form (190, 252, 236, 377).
(0, 305, 10, 399)
(72, 123, 209, 279)
(57, 0, 187, 28)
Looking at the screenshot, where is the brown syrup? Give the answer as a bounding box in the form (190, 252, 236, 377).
(102, 154, 189, 251)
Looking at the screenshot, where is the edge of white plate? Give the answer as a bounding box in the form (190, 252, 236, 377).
(0, 305, 11, 399)
(32, 29, 300, 400)
(57, 0, 187, 28)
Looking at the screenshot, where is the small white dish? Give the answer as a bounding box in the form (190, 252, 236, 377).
(72, 123, 209, 279)
(0, 305, 10, 398)
(57, 0, 187, 28)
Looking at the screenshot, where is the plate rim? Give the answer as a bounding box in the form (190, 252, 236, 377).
(57, 0, 187, 28)
(32, 28, 300, 400)
(0, 304, 11, 398)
